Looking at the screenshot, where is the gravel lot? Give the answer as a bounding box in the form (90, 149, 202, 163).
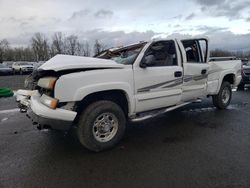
(0, 75, 27, 90)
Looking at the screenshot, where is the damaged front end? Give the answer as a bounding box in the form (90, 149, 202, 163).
(16, 69, 56, 112)
(16, 69, 77, 131)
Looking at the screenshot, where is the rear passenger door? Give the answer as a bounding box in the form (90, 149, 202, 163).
(133, 40, 183, 113)
(177, 39, 210, 101)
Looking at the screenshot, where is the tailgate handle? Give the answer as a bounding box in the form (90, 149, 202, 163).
(174, 71, 182, 77)
(201, 69, 207, 75)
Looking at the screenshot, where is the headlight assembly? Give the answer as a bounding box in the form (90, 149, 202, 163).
(38, 77, 57, 90)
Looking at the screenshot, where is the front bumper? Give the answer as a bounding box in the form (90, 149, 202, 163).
(16, 90, 77, 131)
(26, 109, 73, 130)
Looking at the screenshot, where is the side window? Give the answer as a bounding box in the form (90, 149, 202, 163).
(182, 40, 207, 63)
(143, 41, 177, 67)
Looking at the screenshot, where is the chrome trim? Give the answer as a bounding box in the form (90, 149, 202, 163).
(138, 93, 181, 102)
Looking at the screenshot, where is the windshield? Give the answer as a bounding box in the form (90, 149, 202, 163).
(19, 62, 30, 65)
(246, 61, 250, 66)
(96, 43, 146, 65)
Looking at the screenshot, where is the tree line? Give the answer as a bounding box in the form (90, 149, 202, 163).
(0, 32, 106, 63)
(1, 32, 250, 63)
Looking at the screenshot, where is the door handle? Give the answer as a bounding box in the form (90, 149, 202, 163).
(201, 69, 207, 75)
(174, 71, 182, 77)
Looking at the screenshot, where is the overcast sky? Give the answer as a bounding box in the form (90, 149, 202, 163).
(0, 0, 250, 50)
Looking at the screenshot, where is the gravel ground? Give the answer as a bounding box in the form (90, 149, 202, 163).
(0, 75, 27, 90)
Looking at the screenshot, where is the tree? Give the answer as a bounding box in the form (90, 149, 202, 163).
(83, 41, 91, 57)
(51, 32, 65, 56)
(93, 40, 105, 56)
(31, 33, 50, 61)
(65, 35, 78, 55)
(0, 39, 9, 63)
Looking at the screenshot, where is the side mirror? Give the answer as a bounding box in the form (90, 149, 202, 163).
(140, 55, 155, 68)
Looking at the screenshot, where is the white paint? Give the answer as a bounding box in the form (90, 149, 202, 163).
(39, 54, 124, 71)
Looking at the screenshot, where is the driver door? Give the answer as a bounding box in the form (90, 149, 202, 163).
(133, 40, 183, 113)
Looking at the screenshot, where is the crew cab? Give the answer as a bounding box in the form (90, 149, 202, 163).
(16, 37, 242, 151)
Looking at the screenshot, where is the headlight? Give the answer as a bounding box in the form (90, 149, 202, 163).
(38, 77, 57, 90)
(40, 94, 58, 109)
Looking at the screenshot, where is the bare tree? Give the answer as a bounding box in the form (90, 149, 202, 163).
(83, 41, 91, 57)
(0, 39, 9, 63)
(51, 32, 65, 56)
(31, 33, 50, 61)
(93, 40, 105, 56)
(65, 35, 78, 55)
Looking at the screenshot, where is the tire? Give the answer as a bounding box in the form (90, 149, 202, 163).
(77, 100, 126, 152)
(212, 81, 232, 109)
(237, 83, 245, 91)
(20, 69, 23, 75)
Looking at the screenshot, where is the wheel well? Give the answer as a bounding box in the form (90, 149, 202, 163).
(74, 90, 129, 123)
(222, 74, 235, 85)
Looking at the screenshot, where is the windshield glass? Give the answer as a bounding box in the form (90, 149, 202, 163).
(96, 43, 146, 65)
(19, 62, 30, 65)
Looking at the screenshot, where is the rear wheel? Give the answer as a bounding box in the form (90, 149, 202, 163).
(77, 100, 126, 152)
(212, 81, 232, 109)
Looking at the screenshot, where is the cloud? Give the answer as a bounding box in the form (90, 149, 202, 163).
(5, 28, 250, 51)
(70, 9, 91, 20)
(70, 9, 113, 20)
(195, 26, 229, 34)
(94, 10, 113, 19)
(185, 13, 196, 20)
(208, 31, 250, 51)
(77, 29, 157, 48)
(194, 0, 250, 20)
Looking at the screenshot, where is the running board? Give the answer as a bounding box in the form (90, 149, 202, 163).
(131, 102, 191, 122)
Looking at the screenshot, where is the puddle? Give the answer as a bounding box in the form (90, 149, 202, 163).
(227, 103, 248, 110)
(182, 103, 248, 114)
(182, 107, 216, 113)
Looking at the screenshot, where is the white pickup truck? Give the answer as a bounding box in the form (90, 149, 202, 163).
(16, 37, 242, 151)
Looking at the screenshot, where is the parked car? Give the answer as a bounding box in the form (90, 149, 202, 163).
(16, 37, 242, 151)
(238, 60, 250, 90)
(12, 62, 34, 75)
(2, 61, 15, 68)
(0, 64, 13, 75)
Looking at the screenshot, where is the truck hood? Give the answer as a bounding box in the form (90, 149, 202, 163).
(39, 54, 124, 72)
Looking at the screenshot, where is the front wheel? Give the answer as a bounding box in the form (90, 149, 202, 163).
(77, 100, 126, 152)
(212, 81, 232, 109)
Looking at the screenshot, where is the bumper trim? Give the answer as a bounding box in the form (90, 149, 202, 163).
(27, 109, 73, 131)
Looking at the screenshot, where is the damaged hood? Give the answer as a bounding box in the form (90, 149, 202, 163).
(39, 54, 124, 72)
